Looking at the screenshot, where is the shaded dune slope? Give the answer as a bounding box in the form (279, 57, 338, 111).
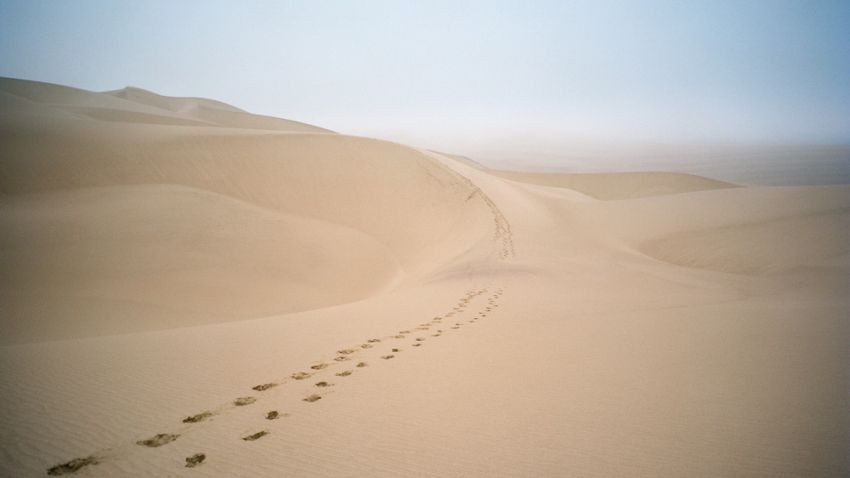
(0, 78, 493, 343)
(562, 184, 850, 275)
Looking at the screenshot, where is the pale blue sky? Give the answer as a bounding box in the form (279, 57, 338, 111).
(1, 0, 849, 151)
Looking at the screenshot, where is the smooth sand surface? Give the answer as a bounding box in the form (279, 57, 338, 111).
(1, 78, 848, 477)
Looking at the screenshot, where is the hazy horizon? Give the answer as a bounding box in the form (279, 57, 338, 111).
(2, 0, 849, 156)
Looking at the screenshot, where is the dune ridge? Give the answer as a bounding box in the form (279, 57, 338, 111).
(1, 78, 497, 343)
(1, 78, 847, 477)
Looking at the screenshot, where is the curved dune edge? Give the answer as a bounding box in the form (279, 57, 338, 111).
(639, 208, 850, 275)
(0, 184, 406, 344)
(0, 77, 499, 343)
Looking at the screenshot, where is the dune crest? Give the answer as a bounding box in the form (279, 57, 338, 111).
(0, 78, 495, 343)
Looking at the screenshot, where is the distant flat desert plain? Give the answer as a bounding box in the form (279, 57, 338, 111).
(1, 77, 848, 477)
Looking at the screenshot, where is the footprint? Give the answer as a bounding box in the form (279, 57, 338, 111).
(310, 363, 329, 370)
(432, 334, 441, 337)
(399, 330, 411, 334)
(242, 431, 269, 441)
(392, 348, 400, 352)
(266, 411, 281, 420)
(356, 362, 368, 368)
(136, 433, 179, 447)
(182, 411, 213, 423)
(335, 370, 353, 377)
(303, 394, 322, 403)
(185, 453, 206, 468)
(412, 343, 422, 347)
(315, 381, 332, 387)
(291, 372, 312, 380)
(393, 335, 406, 339)
(361, 343, 373, 349)
(381, 355, 395, 360)
(234, 397, 256, 406)
(47, 456, 98, 475)
(252, 383, 277, 392)
(416, 327, 430, 331)
(367, 339, 381, 343)
(337, 349, 357, 355)
(334, 356, 351, 362)
(415, 337, 425, 341)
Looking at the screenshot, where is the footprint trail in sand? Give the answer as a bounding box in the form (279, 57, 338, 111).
(46, 287, 507, 474)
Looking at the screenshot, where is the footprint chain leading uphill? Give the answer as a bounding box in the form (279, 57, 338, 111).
(47, 287, 506, 475)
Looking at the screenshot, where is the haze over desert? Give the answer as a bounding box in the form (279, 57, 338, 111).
(1, 1, 849, 477)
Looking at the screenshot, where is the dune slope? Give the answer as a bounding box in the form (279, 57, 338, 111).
(0, 78, 494, 343)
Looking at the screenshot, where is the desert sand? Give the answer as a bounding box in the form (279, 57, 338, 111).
(1, 78, 848, 477)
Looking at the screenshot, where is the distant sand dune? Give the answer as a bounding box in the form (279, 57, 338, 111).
(492, 170, 738, 199)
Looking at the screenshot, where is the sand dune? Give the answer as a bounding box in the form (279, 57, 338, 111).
(492, 170, 738, 199)
(0, 78, 493, 343)
(1, 78, 848, 477)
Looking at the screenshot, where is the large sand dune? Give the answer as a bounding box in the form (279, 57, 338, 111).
(1, 78, 847, 477)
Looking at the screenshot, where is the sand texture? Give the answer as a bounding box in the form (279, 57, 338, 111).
(1, 78, 848, 477)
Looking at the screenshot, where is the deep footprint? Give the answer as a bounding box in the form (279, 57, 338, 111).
(185, 453, 205, 468)
(242, 431, 269, 441)
(252, 383, 277, 391)
(266, 410, 281, 420)
(137, 433, 179, 447)
(234, 397, 256, 406)
(303, 394, 322, 403)
(47, 456, 98, 476)
(183, 411, 213, 423)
